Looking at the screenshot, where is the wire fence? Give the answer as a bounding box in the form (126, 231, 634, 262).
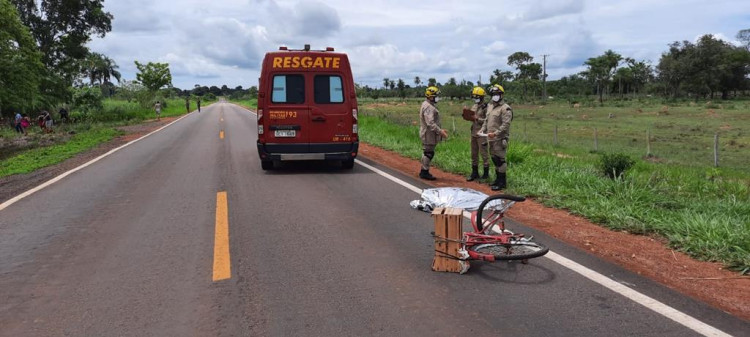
(510, 119, 749, 173)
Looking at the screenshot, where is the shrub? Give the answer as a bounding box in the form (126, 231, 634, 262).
(72, 86, 103, 114)
(599, 152, 635, 179)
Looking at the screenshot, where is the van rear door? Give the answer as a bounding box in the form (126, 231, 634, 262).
(308, 74, 353, 150)
(268, 73, 310, 153)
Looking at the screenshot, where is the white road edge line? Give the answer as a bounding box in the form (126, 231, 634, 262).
(245, 103, 728, 337)
(353, 160, 730, 337)
(0, 113, 193, 212)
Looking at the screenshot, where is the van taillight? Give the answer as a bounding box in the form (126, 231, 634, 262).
(353, 124, 358, 134)
(352, 108, 357, 121)
(257, 109, 263, 120)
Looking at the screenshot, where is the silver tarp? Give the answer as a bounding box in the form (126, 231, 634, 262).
(410, 187, 514, 213)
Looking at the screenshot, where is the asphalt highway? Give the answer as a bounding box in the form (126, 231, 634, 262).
(0, 102, 747, 336)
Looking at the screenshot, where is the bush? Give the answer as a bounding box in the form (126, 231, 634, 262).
(599, 152, 635, 179)
(72, 86, 104, 114)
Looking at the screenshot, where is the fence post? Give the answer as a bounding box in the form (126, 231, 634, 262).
(524, 122, 527, 141)
(554, 124, 558, 146)
(594, 127, 598, 152)
(452, 117, 456, 133)
(714, 133, 719, 167)
(646, 129, 651, 157)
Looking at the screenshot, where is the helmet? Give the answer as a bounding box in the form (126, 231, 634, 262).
(488, 84, 505, 95)
(471, 86, 486, 99)
(425, 86, 441, 98)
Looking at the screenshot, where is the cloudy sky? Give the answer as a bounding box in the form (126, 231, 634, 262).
(89, 0, 749, 90)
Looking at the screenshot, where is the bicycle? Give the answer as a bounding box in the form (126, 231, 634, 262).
(460, 194, 549, 262)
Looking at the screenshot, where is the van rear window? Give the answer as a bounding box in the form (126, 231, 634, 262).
(314, 75, 344, 104)
(272, 75, 304, 104)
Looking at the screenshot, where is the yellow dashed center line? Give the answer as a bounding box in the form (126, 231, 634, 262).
(220, 130, 224, 139)
(213, 191, 231, 281)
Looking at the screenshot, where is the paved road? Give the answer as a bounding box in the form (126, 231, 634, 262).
(0, 102, 747, 336)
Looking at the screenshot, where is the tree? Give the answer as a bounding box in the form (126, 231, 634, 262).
(414, 76, 421, 87)
(489, 69, 513, 85)
(656, 35, 749, 99)
(427, 78, 437, 86)
(507, 52, 541, 100)
(82, 52, 121, 85)
(582, 50, 622, 104)
(388, 79, 395, 91)
(397, 79, 406, 99)
(11, 0, 113, 103)
(382, 77, 390, 89)
(134, 61, 172, 92)
(737, 29, 750, 51)
(0, 0, 44, 116)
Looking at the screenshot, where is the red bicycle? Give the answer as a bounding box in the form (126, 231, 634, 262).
(461, 194, 549, 262)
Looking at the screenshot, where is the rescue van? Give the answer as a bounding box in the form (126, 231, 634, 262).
(256, 45, 358, 170)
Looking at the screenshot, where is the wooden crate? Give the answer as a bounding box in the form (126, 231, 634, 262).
(431, 207, 469, 273)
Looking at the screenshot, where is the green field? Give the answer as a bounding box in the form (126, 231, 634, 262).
(359, 98, 750, 273)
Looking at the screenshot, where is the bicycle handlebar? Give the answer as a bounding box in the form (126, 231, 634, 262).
(492, 194, 526, 202)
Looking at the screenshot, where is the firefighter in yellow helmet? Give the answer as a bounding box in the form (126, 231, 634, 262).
(418, 86, 449, 180)
(479, 84, 513, 190)
(465, 86, 490, 181)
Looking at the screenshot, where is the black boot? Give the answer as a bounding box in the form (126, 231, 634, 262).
(419, 169, 436, 181)
(466, 165, 479, 181)
(491, 173, 507, 191)
(481, 166, 490, 180)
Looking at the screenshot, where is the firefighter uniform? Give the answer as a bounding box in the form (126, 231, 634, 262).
(480, 98, 513, 190)
(469, 101, 490, 179)
(419, 98, 443, 177)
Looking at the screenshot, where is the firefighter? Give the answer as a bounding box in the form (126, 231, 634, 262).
(480, 84, 513, 190)
(419, 86, 449, 180)
(465, 86, 490, 181)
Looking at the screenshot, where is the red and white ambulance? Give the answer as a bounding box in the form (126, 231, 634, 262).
(256, 45, 359, 170)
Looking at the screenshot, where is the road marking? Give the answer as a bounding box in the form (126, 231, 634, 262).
(353, 158, 732, 337)
(0, 114, 192, 212)
(220, 130, 225, 139)
(213, 191, 231, 281)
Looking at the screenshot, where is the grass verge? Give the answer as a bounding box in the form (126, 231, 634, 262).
(360, 114, 750, 273)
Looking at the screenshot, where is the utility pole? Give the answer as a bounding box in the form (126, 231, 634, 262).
(542, 54, 549, 103)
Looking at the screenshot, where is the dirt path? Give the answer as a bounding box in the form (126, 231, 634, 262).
(359, 143, 749, 320)
(1, 117, 747, 320)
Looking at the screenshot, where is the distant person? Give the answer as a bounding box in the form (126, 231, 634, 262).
(43, 110, 53, 133)
(185, 97, 190, 113)
(21, 114, 31, 133)
(418, 86, 448, 180)
(154, 101, 162, 121)
(480, 84, 513, 191)
(196, 98, 201, 112)
(58, 106, 70, 123)
(464, 86, 490, 182)
(14, 111, 24, 134)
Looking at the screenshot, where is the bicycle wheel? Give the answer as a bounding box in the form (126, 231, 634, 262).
(475, 194, 525, 232)
(469, 241, 549, 261)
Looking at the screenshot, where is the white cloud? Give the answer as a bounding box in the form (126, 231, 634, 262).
(88, 0, 750, 89)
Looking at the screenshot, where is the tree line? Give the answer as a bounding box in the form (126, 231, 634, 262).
(1, 0, 256, 121)
(358, 31, 750, 104)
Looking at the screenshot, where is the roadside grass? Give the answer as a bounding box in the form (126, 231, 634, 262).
(0, 97, 209, 179)
(0, 126, 120, 177)
(360, 100, 750, 273)
(229, 98, 258, 110)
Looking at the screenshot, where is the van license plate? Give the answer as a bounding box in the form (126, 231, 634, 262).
(274, 130, 296, 137)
